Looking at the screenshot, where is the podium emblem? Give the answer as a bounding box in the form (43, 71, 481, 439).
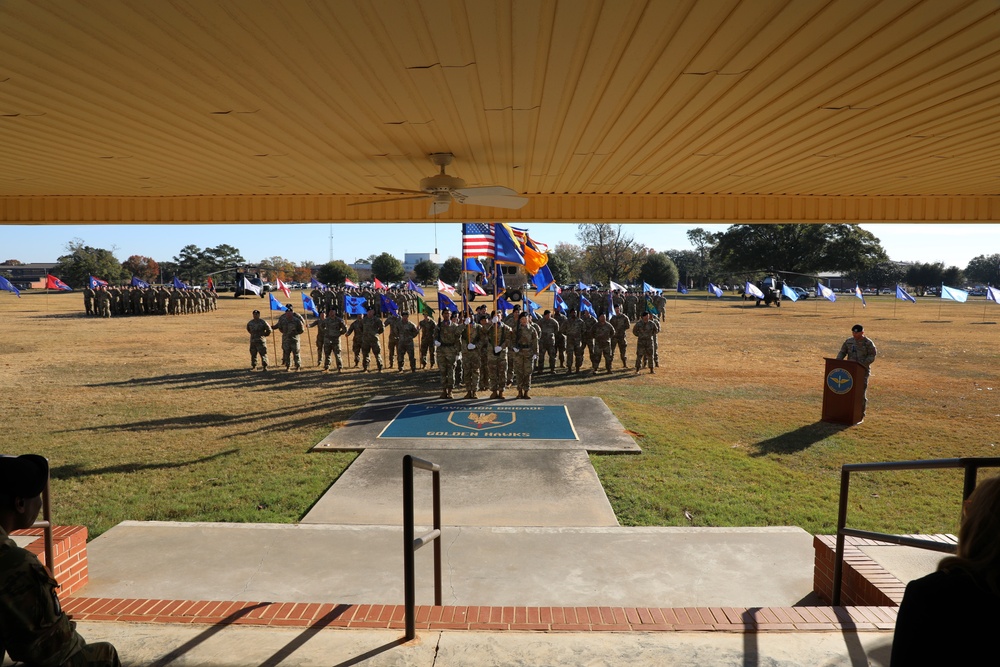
(826, 368, 854, 395)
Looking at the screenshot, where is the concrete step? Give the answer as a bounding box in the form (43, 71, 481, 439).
(83, 522, 816, 608)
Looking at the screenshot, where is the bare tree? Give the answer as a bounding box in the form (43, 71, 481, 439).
(576, 224, 647, 284)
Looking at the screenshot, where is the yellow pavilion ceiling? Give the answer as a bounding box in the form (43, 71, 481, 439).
(1, 0, 998, 223)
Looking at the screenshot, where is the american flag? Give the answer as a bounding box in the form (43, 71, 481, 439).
(462, 223, 495, 257)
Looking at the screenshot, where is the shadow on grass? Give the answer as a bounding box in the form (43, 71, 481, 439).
(49, 449, 240, 479)
(750, 421, 851, 456)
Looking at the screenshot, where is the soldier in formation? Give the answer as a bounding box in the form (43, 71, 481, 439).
(561, 310, 585, 373)
(510, 312, 539, 399)
(481, 313, 513, 399)
(360, 310, 385, 372)
(632, 311, 658, 374)
(418, 311, 436, 369)
(246, 309, 272, 371)
(321, 310, 349, 372)
(460, 314, 484, 399)
(274, 304, 305, 371)
(592, 313, 615, 373)
(536, 310, 560, 373)
(610, 306, 631, 368)
(346, 315, 364, 367)
(434, 309, 463, 399)
(85, 284, 217, 318)
(395, 312, 419, 372)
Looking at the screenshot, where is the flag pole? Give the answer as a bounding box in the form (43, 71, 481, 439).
(303, 306, 315, 367)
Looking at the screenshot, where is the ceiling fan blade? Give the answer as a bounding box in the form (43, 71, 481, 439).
(375, 186, 429, 194)
(453, 186, 519, 198)
(458, 194, 530, 210)
(428, 199, 450, 215)
(348, 194, 431, 206)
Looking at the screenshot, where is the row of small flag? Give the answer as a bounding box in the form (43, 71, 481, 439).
(730, 281, 999, 307)
(0, 273, 210, 298)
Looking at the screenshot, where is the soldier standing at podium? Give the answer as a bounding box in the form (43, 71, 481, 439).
(836, 324, 877, 420)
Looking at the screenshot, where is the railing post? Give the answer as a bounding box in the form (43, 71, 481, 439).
(403, 455, 416, 640)
(402, 454, 442, 641)
(432, 466, 442, 606)
(832, 466, 851, 606)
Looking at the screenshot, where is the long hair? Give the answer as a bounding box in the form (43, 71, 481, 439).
(938, 475, 1000, 596)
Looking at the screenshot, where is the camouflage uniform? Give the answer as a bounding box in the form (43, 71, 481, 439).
(246, 316, 272, 370)
(633, 316, 658, 373)
(511, 318, 539, 398)
(94, 288, 111, 318)
(837, 332, 877, 418)
(384, 314, 401, 367)
(553, 311, 567, 367)
(561, 312, 585, 373)
(579, 312, 597, 366)
(418, 315, 436, 368)
(592, 317, 615, 373)
(625, 292, 638, 320)
(395, 317, 419, 372)
(0, 527, 121, 666)
(83, 286, 94, 316)
(460, 319, 484, 398)
(481, 319, 512, 398)
(654, 294, 667, 321)
(311, 313, 328, 366)
(346, 316, 364, 366)
(360, 312, 385, 372)
(322, 316, 348, 371)
(610, 311, 631, 367)
(275, 309, 305, 370)
(435, 315, 464, 398)
(536, 314, 560, 372)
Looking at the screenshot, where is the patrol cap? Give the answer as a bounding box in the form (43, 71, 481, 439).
(852, 324, 864, 333)
(252, 309, 260, 315)
(0, 454, 49, 498)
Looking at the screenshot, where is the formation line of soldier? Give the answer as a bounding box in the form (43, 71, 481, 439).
(244, 303, 661, 391)
(84, 285, 218, 317)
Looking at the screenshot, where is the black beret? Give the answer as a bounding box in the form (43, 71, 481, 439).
(0, 454, 49, 498)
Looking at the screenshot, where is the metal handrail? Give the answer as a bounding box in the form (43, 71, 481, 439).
(402, 455, 442, 641)
(832, 456, 1000, 605)
(30, 464, 55, 577)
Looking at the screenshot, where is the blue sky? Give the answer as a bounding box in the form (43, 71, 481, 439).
(2, 222, 997, 269)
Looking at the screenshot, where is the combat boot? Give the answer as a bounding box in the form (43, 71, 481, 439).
(497, 390, 505, 400)
(650, 367, 654, 374)
(489, 391, 498, 399)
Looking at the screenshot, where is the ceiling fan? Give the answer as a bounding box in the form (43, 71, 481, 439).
(351, 152, 529, 215)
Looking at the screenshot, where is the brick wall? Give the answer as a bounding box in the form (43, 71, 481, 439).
(12, 525, 89, 596)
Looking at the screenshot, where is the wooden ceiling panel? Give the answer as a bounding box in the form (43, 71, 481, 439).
(1, 0, 998, 222)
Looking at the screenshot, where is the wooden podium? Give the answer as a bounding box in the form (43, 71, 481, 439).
(822, 358, 866, 424)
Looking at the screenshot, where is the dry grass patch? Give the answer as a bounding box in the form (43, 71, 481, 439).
(3, 290, 997, 538)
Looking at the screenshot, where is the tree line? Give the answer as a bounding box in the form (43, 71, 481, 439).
(5, 226, 995, 293)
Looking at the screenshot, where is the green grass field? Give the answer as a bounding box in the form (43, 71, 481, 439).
(4, 289, 997, 539)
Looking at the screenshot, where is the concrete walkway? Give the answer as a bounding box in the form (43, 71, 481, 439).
(72, 621, 896, 666)
(83, 522, 817, 608)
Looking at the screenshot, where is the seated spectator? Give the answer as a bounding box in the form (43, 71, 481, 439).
(891, 475, 1000, 665)
(0, 455, 120, 666)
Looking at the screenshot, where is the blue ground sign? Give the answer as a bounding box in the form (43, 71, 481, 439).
(377, 404, 579, 440)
